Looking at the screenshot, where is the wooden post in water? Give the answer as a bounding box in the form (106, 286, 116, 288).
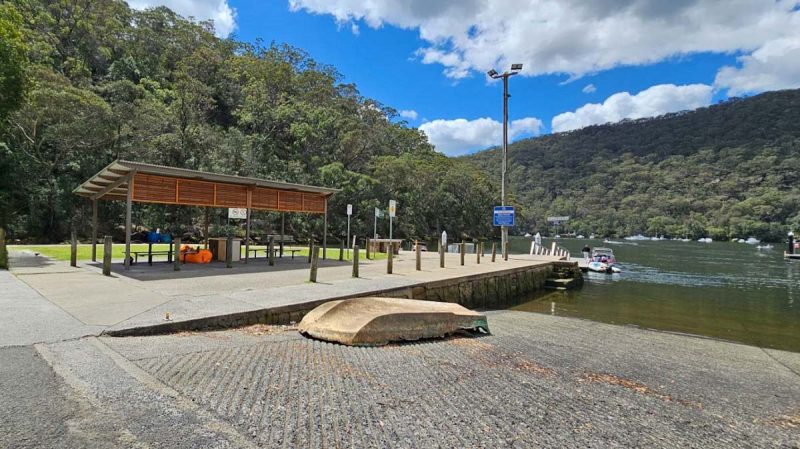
(387, 244, 393, 274)
(173, 237, 181, 271)
(491, 243, 497, 262)
(102, 236, 112, 276)
(268, 236, 275, 266)
(226, 235, 233, 268)
(460, 240, 465, 266)
(309, 246, 320, 282)
(70, 231, 77, 267)
(415, 240, 421, 271)
(352, 244, 360, 278)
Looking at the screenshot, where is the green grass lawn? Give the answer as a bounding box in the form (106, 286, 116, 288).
(9, 244, 387, 261)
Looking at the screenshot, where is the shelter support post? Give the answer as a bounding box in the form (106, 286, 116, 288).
(226, 235, 233, 268)
(245, 207, 251, 264)
(268, 236, 275, 266)
(204, 208, 209, 249)
(91, 199, 98, 262)
(323, 197, 328, 260)
(124, 172, 134, 270)
(280, 213, 285, 257)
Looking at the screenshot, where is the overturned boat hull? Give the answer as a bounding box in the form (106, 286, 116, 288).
(298, 297, 490, 346)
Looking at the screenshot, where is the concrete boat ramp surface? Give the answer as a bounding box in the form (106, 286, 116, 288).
(2, 250, 799, 447)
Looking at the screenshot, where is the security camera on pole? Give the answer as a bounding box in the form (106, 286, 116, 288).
(488, 63, 523, 260)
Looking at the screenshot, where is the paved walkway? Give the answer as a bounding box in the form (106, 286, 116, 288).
(0, 266, 103, 347)
(7, 250, 558, 335)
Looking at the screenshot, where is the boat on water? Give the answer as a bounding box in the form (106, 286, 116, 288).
(587, 247, 622, 274)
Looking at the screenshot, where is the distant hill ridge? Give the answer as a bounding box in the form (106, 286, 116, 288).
(464, 89, 800, 241)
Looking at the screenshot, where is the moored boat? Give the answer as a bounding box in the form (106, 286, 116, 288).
(587, 247, 622, 273)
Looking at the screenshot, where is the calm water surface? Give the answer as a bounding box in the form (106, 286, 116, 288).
(507, 237, 800, 352)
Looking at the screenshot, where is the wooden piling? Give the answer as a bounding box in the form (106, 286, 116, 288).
(387, 244, 393, 274)
(226, 235, 233, 268)
(460, 240, 465, 266)
(310, 246, 320, 282)
(268, 236, 275, 266)
(415, 240, 421, 271)
(173, 237, 181, 271)
(102, 236, 112, 276)
(352, 244, 360, 278)
(0, 227, 8, 270)
(504, 241, 509, 261)
(491, 243, 497, 262)
(439, 243, 445, 268)
(70, 231, 77, 267)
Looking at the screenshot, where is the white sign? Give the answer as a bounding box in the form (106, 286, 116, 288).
(547, 216, 570, 223)
(389, 200, 397, 217)
(228, 208, 247, 219)
(347, 204, 352, 216)
(375, 207, 383, 218)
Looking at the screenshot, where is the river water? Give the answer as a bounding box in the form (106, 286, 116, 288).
(507, 237, 800, 352)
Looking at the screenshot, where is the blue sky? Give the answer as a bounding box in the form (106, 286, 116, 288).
(132, 0, 800, 155)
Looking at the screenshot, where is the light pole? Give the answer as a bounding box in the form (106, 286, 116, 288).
(488, 63, 522, 259)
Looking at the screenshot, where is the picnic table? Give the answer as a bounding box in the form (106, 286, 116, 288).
(132, 242, 174, 265)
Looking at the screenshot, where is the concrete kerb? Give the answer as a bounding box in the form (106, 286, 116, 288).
(103, 260, 577, 337)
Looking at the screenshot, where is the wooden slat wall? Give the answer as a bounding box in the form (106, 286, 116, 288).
(133, 174, 176, 203)
(302, 193, 325, 213)
(177, 179, 215, 206)
(252, 187, 278, 209)
(215, 183, 248, 208)
(131, 173, 328, 213)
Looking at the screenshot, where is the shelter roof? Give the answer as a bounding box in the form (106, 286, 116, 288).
(73, 160, 338, 213)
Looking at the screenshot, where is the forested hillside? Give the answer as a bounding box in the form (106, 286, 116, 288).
(0, 1, 496, 243)
(466, 90, 800, 241)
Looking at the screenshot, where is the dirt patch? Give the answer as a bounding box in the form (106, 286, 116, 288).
(761, 413, 800, 429)
(234, 324, 297, 336)
(581, 372, 701, 408)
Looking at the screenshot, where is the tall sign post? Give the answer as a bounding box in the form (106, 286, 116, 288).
(388, 200, 397, 241)
(487, 64, 522, 266)
(346, 204, 352, 259)
(493, 206, 515, 259)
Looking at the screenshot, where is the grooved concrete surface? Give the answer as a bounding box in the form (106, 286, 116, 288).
(102, 311, 800, 448)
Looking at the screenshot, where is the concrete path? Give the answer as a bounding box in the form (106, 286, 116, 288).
(0, 264, 103, 347)
(8, 249, 558, 336)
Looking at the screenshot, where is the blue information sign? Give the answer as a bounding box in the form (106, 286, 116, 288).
(493, 206, 515, 226)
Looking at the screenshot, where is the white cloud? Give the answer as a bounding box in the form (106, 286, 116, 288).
(714, 37, 800, 95)
(419, 116, 543, 156)
(582, 84, 597, 94)
(289, 0, 800, 79)
(351, 22, 360, 35)
(551, 84, 713, 132)
(128, 0, 237, 37)
(399, 109, 419, 120)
